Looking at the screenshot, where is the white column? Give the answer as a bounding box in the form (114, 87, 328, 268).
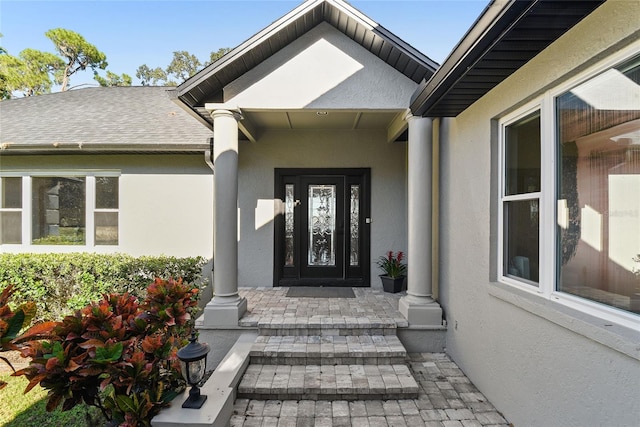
(399, 114, 443, 326)
(202, 109, 247, 326)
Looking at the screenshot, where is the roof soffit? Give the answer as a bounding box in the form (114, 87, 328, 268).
(410, 0, 606, 117)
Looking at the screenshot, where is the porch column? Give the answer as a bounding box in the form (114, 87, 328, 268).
(202, 108, 247, 326)
(399, 114, 443, 326)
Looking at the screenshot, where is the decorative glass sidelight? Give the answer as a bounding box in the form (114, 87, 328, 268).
(308, 184, 336, 266)
(285, 184, 295, 266)
(350, 185, 360, 266)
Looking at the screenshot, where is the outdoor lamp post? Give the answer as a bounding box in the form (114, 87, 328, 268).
(177, 331, 210, 409)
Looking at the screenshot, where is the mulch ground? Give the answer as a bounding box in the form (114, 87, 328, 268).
(0, 350, 30, 373)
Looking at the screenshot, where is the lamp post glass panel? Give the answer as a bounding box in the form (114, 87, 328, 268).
(177, 332, 210, 409)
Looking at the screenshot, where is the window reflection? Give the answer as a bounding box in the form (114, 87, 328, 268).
(557, 55, 640, 314)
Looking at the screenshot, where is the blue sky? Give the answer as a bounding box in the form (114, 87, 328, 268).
(0, 0, 489, 87)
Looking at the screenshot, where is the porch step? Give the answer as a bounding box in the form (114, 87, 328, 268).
(237, 363, 419, 401)
(250, 335, 407, 365)
(253, 316, 398, 336)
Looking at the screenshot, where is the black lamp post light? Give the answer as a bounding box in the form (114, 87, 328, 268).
(177, 331, 211, 409)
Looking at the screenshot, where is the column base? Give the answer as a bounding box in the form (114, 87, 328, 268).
(201, 297, 247, 327)
(399, 296, 443, 327)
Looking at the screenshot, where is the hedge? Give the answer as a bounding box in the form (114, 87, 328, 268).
(0, 253, 207, 322)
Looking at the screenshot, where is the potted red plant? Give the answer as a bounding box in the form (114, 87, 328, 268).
(377, 251, 407, 293)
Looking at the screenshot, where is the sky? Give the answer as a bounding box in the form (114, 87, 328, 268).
(0, 0, 490, 88)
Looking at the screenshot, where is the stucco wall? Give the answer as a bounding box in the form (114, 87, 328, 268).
(236, 128, 408, 288)
(438, 1, 640, 426)
(225, 22, 417, 110)
(0, 154, 213, 259)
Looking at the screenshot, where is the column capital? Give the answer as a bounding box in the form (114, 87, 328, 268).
(404, 111, 416, 122)
(405, 112, 433, 123)
(210, 108, 243, 122)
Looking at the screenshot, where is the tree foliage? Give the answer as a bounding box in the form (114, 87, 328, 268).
(166, 51, 201, 83)
(45, 28, 108, 91)
(135, 64, 167, 86)
(16, 49, 64, 96)
(0, 28, 120, 98)
(136, 47, 231, 86)
(208, 47, 231, 65)
(94, 70, 132, 87)
(1, 27, 232, 96)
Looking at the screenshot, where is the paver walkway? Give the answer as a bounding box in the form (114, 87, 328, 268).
(230, 288, 510, 426)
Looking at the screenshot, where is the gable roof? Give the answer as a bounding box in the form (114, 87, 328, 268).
(0, 87, 212, 154)
(410, 0, 606, 117)
(170, 0, 438, 128)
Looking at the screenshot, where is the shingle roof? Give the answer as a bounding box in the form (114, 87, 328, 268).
(0, 86, 212, 153)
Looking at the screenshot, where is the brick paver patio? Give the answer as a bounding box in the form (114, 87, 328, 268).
(229, 288, 510, 426)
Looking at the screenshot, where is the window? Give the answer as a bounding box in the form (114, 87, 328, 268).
(501, 110, 541, 285)
(499, 50, 640, 324)
(95, 177, 119, 245)
(0, 174, 119, 247)
(32, 177, 86, 245)
(0, 177, 22, 244)
(556, 54, 640, 316)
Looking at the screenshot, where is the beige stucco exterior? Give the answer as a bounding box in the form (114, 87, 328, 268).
(436, 1, 640, 425)
(236, 128, 408, 288)
(0, 154, 213, 259)
(224, 22, 418, 110)
(218, 22, 420, 288)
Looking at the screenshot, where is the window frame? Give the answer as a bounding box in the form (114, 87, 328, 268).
(497, 42, 640, 330)
(0, 176, 24, 244)
(0, 170, 120, 251)
(498, 101, 547, 293)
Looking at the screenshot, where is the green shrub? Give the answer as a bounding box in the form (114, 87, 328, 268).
(0, 253, 207, 322)
(15, 278, 199, 426)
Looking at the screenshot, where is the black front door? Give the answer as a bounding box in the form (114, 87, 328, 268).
(274, 168, 370, 287)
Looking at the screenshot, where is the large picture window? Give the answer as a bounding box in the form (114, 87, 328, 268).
(32, 177, 87, 245)
(499, 50, 640, 324)
(0, 173, 119, 248)
(556, 54, 640, 315)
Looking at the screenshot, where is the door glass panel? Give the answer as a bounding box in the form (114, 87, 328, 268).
(350, 185, 360, 266)
(285, 184, 295, 267)
(308, 184, 336, 266)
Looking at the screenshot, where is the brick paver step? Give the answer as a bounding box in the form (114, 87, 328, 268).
(237, 364, 420, 401)
(252, 316, 398, 336)
(250, 335, 407, 365)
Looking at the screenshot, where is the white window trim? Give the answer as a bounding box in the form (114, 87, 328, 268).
(0, 170, 120, 251)
(497, 100, 544, 295)
(497, 43, 640, 331)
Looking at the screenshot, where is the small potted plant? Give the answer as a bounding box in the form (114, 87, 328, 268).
(377, 251, 407, 293)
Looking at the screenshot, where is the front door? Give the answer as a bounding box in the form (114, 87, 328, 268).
(275, 168, 370, 287)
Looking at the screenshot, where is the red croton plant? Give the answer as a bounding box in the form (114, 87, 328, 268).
(1, 284, 56, 390)
(12, 277, 200, 427)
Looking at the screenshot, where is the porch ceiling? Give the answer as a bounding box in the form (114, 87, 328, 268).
(242, 109, 403, 131)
